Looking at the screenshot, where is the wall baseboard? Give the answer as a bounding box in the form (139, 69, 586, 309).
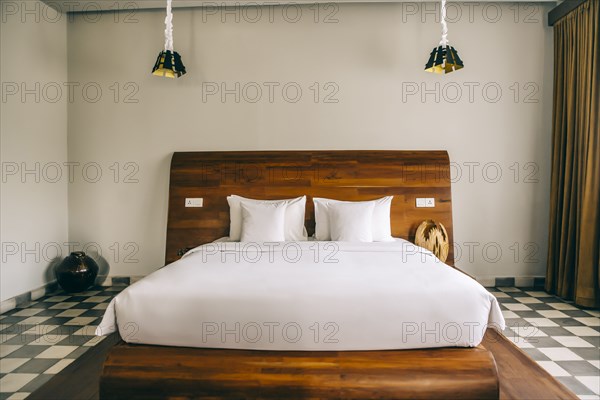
(476, 276, 546, 289)
(0, 275, 140, 314)
(0, 281, 58, 314)
(99, 276, 144, 286)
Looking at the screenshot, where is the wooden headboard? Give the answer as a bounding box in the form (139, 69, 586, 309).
(166, 151, 454, 265)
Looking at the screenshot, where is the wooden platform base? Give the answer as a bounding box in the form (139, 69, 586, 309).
(100, 343, 499, 399)
(29, 330, 577, 400)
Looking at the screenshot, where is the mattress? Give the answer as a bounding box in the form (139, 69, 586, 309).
(96, 239, 504, 350)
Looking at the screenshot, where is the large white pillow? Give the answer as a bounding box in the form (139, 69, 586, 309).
(240, 202, 287, 242)
(227, 195, 307, 241)
(313, 196, 394, 241)
(328, 201, 375, 242)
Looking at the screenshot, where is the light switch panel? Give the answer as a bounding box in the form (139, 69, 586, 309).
(185, 198, 203, 207)
(416, 198, 435, 208)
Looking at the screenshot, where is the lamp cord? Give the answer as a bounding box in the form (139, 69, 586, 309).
(164, 0, 174, 51)
(439, 0, 448, 47)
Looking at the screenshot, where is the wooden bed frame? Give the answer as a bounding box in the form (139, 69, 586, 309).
(165, 150, 455, 265)
(100, 150, 500, 399)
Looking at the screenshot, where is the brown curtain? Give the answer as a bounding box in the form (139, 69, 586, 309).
(546, 0, 600, 308)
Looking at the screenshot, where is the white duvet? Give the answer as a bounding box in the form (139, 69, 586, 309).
(96, 239, 504, 350)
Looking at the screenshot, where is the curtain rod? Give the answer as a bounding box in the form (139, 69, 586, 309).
(548, 0, 586, 26)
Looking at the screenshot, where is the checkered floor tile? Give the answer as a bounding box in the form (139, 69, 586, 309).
(0, 286, 125, 399)
(0, 286, 598, 399)
(490, 287, 600, 399)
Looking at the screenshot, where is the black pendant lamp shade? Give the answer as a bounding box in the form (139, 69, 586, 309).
(424, 45, 464, 74)
(424, 0, 464, 74)
(152, 50, 186, 78)
(153, 0, 186, 78)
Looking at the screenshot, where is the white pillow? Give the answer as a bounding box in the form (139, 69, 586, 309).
(313, 196, 394, 241)
(240, 202, 287, 242)
(227, 195, 307, 241)
(328, 201, 375, 242)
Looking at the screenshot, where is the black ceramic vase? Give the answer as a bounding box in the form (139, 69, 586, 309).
(55, 251, 99, 293)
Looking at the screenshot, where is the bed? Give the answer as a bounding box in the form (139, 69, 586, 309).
(98, 150, 504, 399)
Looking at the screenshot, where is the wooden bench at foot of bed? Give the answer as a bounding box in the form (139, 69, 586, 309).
(99, 343, 499, 400)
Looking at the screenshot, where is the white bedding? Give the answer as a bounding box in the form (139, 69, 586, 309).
(96, 239, 504, 350)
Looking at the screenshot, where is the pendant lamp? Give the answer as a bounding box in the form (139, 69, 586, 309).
(152, 0, 186, 78)
(424, 0, 464, 74)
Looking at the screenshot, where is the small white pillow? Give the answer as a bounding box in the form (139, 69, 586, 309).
(313, 196, 394, 241)
(240, 202, 287, 242)
(227, 195, 307, 241)
(328, 202, 375, 242)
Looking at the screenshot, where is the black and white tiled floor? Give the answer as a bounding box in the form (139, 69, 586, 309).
(0, 286, 598, 399)
(0, 286, 125, 399)
(491, 287, 600, 399)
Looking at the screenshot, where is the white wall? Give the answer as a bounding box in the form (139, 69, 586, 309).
(66, 2, 554, 282)
(1, 0, 68, 301)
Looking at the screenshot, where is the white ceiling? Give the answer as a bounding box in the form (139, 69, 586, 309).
(43, 0, 557, 13)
